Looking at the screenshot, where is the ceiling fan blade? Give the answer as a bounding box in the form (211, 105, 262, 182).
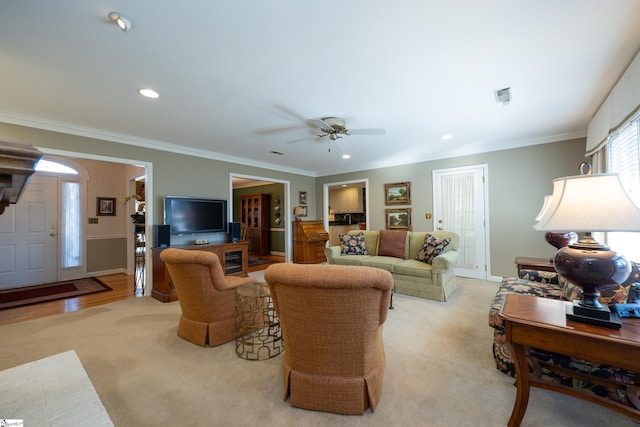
(273, 104, 310, 123)
(255, 124, 309, 135)
(286, 136, 316, 144)
(310, 118, 332, 130)
(347, 128, 386, 135)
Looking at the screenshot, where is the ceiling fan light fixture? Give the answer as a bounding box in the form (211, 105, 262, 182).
(108, 12, 132, 32)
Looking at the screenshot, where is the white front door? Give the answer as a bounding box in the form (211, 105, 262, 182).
(0, 175, 58, 289)
(433, 165, 489, 279)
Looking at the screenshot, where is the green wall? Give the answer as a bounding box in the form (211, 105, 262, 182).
(315, 138, 587, 278)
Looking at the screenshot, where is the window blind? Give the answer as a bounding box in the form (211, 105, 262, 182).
(606, 115, 640, 262)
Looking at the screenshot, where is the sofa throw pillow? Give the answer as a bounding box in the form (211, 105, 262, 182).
(416, 233, 451, 264)
(378, 230, 407, 259)
(339, 233, 367, 255)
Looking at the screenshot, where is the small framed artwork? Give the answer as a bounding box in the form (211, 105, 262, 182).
(384, 182, 411, 205)
(135, 180, 145, 199)
(385, 208, 412, 230)
(299, 206, 308, 217)
(299, 191, 308, 205)
(97, 197, 116, 216)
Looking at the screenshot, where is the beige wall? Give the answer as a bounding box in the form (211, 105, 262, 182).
(0, 122, 586, 278)
(315, 138, 587, 277)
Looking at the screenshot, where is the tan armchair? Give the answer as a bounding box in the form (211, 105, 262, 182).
(159, 248, 257, 346)
(264, 263, 393, 415)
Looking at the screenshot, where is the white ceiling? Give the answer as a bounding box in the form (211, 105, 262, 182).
(2, 1, 640, 177)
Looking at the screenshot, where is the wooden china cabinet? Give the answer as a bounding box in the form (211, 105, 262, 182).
(240, 193, 271, 256)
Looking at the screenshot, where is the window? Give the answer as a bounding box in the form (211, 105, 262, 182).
(606, 116, 640, 262)
(36, 159, 78, 174)
(61, 181, 82, 268)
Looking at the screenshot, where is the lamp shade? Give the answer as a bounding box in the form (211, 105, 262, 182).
(293, 207, 304, 215)
(533, 174, 640, 232)
(534, 195, 552, 221)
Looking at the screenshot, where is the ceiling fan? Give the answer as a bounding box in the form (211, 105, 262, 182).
(308, 117, 386, 141)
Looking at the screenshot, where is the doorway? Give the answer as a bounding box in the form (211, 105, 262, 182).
(432, 165, 489, 279)
(0, 149, 153, 292)
(229, 173, 291, 263)
(322, 179, 369, 245)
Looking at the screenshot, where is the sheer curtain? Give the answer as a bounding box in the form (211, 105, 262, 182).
(440, 173, 476, 269)
(61, 181, 81, 268)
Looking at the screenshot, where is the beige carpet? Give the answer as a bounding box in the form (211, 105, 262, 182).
(0, 273, 637, 426)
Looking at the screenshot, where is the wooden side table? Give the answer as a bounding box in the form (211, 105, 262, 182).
(499, 294, 640, 426)
(514, 256, 555, 275)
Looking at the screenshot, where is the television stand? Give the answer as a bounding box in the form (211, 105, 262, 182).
(151, 241, 249, 302)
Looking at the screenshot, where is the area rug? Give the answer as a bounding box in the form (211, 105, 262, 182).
(0, 278, 112, 310)
(0, 349, 113, 425)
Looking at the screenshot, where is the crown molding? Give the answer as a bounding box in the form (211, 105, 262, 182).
(0, 112, 316, 177)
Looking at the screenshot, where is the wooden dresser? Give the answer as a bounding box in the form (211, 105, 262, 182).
(293, 220, 329, 264)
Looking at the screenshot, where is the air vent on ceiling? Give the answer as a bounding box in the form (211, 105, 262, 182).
(494, 87, 511, 106)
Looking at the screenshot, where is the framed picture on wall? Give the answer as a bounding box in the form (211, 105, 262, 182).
(97, 197, 116, 216)
(384, 182, 411, 205)
(135, 180, 145, 199)
(385, 208, 412, 230)
(299, 191, 308, 205)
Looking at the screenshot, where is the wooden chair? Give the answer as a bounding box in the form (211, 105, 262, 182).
(159, 248, 257, 346)
(264, 263, 393, 414)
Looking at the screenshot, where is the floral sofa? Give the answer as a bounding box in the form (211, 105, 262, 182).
(324, 229, 459, 302)
(489, 261, 640, 408)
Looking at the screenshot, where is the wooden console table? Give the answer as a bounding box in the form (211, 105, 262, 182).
(151, 241, 249, 302)
(499, 294, 640, 426)
(514, 256, 555, 275)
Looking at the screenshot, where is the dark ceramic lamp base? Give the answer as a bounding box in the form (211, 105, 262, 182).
(554, 233, 631, 330)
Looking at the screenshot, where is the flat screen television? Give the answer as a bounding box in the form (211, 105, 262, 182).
(164, 196, 227, 235)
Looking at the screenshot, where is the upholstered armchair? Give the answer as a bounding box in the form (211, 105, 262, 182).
(264, 263, 393, 415)
(159, 248, 257, 346)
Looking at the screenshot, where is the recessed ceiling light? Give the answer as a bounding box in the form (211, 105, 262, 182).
(342, 154, 351, 159)
(138, 88, 159, 99)
(441, 134, 453, 140)
(108, 12, 132, 32)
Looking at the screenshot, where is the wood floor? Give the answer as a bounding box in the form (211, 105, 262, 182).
(0, 254, 284, 326)
(0, 274, 141, 326)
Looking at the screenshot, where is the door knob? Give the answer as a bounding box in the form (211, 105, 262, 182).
(50, 231, 57, 236)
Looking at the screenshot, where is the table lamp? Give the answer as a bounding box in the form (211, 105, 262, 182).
(533, 173, 640, 329)
(293, 206, 304, 221)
